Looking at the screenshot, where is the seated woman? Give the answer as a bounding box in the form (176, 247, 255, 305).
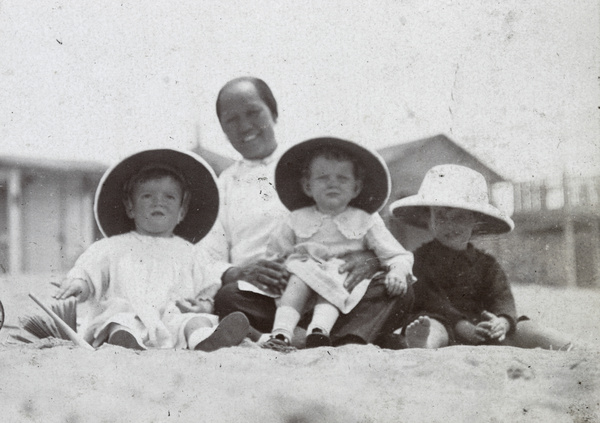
(198, 76, 413, 346)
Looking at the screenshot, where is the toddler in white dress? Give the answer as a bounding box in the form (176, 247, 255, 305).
(54, 148, 249, 351)
(264, 137, 415, 349)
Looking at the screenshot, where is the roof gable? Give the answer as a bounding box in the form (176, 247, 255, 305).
(377, 134, 505, 183)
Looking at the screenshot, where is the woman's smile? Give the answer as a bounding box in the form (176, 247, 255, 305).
(243, 132, 259, 143)
(217, 80, 277, 160)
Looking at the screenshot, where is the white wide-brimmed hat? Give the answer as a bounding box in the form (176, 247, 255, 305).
(95, 148, 220, 244)
(389, 164, 514, 234)
(275, 137, 391, 214)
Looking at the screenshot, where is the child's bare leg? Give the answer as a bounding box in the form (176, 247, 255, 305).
(405, 316, 449, 349)
(185, 316, 218, 349)
(503, 320, 573, 350)
(185, 316, 213, 338)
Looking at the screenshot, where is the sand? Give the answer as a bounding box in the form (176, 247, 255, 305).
(1, 276, 599, 423)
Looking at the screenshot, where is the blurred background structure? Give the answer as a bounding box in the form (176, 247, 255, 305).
(504, 175, 600, 288)
(1, 2, 597, 288)
(0, 156, 104, 275)
(1, 135, 598, 289)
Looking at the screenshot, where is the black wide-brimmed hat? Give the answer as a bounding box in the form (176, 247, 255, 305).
(389, 164, 514, 235)
(275, 137, 390, 214)
(94, 148, 219, 244)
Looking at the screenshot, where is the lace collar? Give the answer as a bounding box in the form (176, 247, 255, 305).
(290, 206, 375, 239)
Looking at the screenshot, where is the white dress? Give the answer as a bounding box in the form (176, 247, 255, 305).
(267, 206, 414, 313)
(67, 232, 220, 349)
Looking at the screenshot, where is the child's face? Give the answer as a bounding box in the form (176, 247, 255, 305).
(302, 156, 362, 215)
(430, 207, 476, 251)
(125, 176, 186, 238)
(217, 81, 277, 160)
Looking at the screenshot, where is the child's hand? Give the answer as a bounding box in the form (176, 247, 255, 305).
(384, 272, 408, 297)
(175, 298, 214, 314)
(52, 278, 90, 302)
(455, 320, 489, 345)
(477, 311, 510, 342)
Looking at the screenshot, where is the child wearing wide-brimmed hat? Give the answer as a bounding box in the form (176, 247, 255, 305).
(53, 148, 249, 351)
(389, 164, 573, 350)
(263, 137, 415, 350)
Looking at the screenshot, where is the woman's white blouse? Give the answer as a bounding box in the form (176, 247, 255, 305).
(198, 150, 289, 275)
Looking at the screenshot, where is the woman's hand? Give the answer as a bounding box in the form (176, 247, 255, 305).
(222, 257, 289, 295)
(51, 278, 90, 302)
(175, 298, 214, 314)
(339, 250, 380, 292)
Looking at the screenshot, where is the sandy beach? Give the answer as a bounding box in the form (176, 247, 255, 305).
(1, 276, 599, 423)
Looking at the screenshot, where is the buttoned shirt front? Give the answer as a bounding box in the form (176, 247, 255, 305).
(198, 149, 289, 277)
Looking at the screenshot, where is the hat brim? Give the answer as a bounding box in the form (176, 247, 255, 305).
(94, 149, 219, 244)
(275, 137, 390, 214)
(389, 195, 514, 235)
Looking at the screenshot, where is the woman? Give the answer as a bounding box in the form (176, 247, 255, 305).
(199, 77, 413, 346)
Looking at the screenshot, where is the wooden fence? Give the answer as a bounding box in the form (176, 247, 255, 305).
(513, 175, 600, 214)
(509, 174, 600, 288)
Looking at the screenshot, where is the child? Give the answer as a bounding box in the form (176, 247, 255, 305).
(263, 137, 415, 350)
(389, 164, 573, 350)
(53, 148, 250, 351)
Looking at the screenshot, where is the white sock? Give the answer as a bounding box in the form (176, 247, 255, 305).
(257, 333, 272, 344)
(308, 303, 339, 335)
(272, 306, 301, 341)
(187, 327, 215, 350)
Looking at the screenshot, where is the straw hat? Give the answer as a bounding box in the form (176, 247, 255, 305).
(389, 164, 514, 234)
(274, 137, 391, 214)
(94, 148, 220, 244)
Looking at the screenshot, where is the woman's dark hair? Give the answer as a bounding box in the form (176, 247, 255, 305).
(301, 146, 366, 183)
(216, 77, 278, 122)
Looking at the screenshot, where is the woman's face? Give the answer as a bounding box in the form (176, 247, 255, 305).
(217, 81, 277, 160)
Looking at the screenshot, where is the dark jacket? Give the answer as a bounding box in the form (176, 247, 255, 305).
(412, 239, 517, 333)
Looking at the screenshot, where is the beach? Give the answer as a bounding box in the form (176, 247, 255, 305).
(1, 277, 599, 423)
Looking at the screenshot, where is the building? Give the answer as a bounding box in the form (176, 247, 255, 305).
(378, 134, 508, 252)
(508, 175, 600, 288)
(4, 136, 597, 288)
(0, 156, 106, 275)
(0, 148, 234, 276)
(379, 134, 600, 288)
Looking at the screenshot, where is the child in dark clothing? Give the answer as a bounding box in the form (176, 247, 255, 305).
(389, 164, 573, 350)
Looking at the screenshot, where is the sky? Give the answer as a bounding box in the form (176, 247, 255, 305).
(0, 0, 598, 182)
